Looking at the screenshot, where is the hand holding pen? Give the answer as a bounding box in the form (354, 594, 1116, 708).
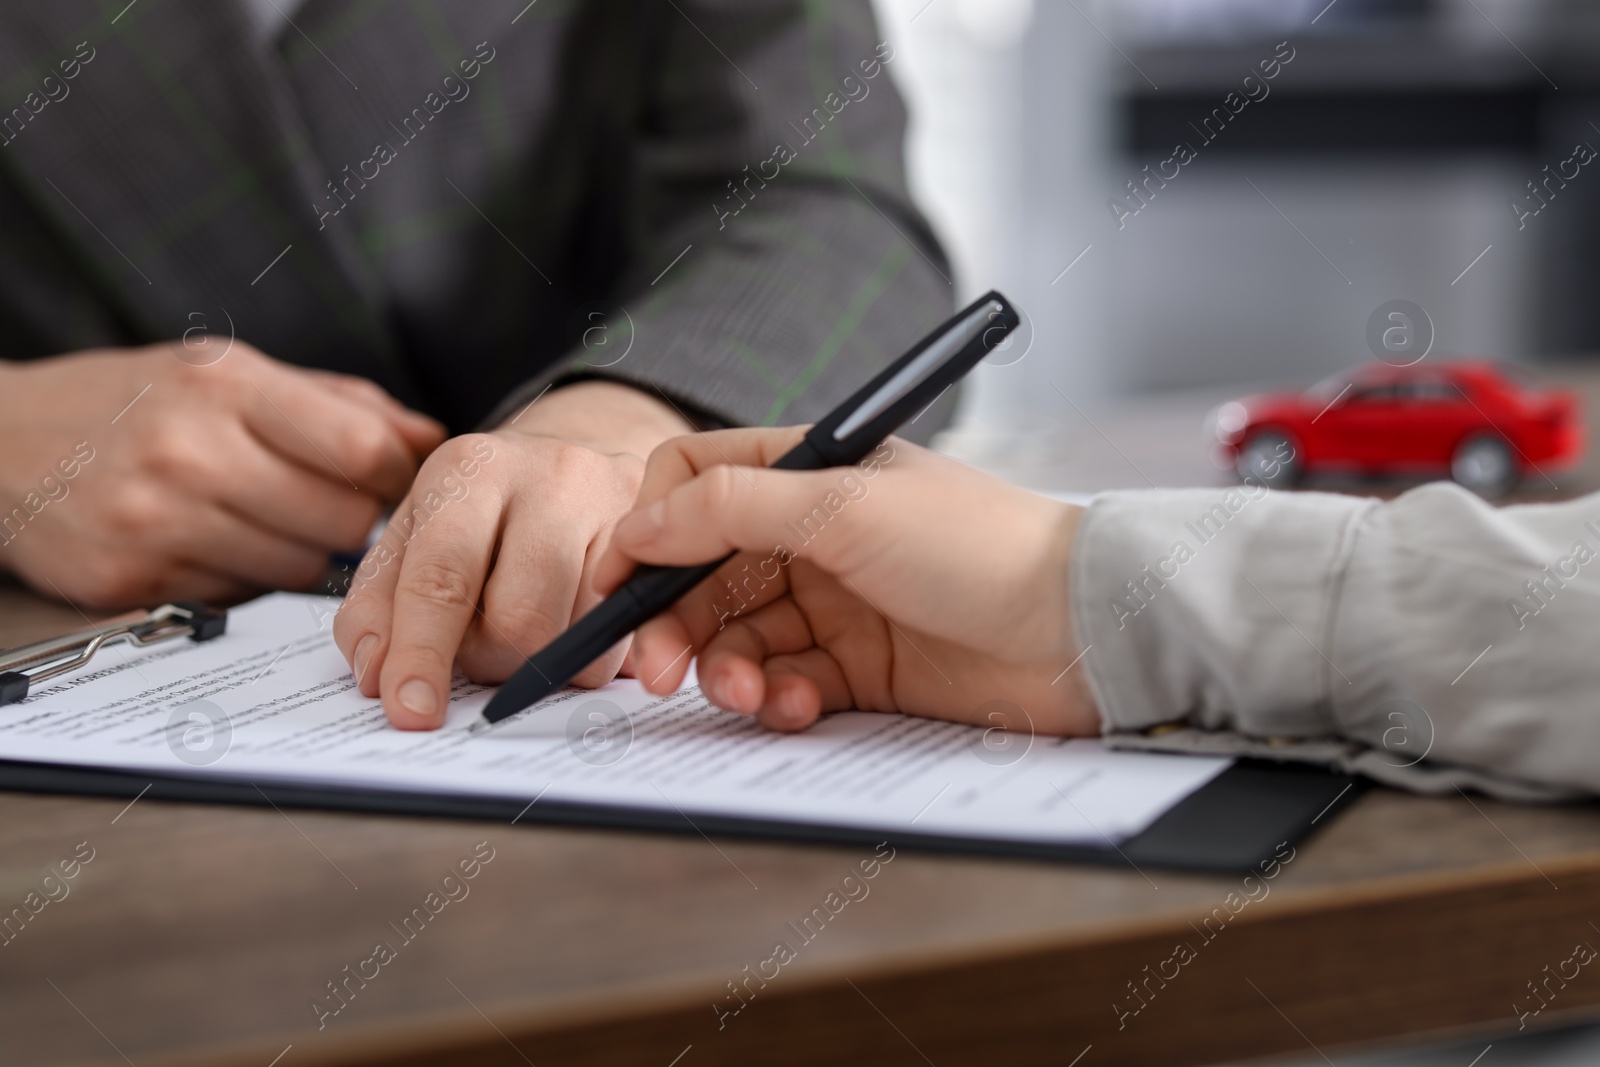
(593, 426, 1100, 737)
(473, 292, 1098, 734)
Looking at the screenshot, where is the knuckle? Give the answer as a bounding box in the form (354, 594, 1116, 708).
(401, 556, 470, 609)
(427, 433, 497, 487)
(224, 340, 264, 363)
(452, 432, 495, 455)
(428, 434, 478, 469)
(134, 344, 178, 381)
(702, 463, 742, 512)
(142, 426, 211, 486)
(103, 484, 167, 542)
(189, 362, 251, 405)
(345, 376, 391, 405)
(217, 340, 266, 374)
(336, 420, 396, 476)
(486, 598, 565, 647)
(531, 436, 599, 483)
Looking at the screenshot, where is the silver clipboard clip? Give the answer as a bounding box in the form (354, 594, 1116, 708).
(0, 601, 227, 706)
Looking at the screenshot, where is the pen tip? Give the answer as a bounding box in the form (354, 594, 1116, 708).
(467, 716, 493, 736)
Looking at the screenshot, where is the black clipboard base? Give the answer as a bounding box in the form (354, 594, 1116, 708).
(0, 757, 1366, 874)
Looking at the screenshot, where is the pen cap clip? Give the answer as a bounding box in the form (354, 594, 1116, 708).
(809, 291, 1020, 463)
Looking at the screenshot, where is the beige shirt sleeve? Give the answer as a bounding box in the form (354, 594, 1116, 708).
(1071, 482, 1600, 798)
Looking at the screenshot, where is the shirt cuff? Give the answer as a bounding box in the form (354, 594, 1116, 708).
(1071, 487, 1377, 740)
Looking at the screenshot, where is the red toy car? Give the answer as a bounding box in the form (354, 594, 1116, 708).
(1209, 361, 1583, 495)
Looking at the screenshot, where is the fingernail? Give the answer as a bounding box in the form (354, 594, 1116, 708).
(703, 674, 728, 708)
(397, 678, 439, 721)
(353, 634, 377, 683)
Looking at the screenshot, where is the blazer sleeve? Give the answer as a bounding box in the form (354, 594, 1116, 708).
(1071, 482, 1600, 798)
(484, 0, 952, 431)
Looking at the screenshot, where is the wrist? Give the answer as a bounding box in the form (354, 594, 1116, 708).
(939, 472, 1095, 733)
(1030, 499, 1102, 735)
(496, 379, 694, 459)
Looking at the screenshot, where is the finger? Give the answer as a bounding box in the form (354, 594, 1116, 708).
(568, 518, 631, 690)
(307, 372, 447, 458)
(332, 516, 411, 698)
(209, 426, 383, 552)
(591, 430, 786, 597)
(603, 462, 857, 586)
(46, 556, 257, 612)
(754, 652, 855, 732)
(173, 504, 331, 591)
(456, 503, 587, 685)
(378, 494, 501, 729)
(334, 437, 506, 695)
(625, 545, 792, 692)
(695, 596, 816, 713)
(632, 611, 698, 696)
(590, 427, 810, 598)
(630, 426, 811, 510)
(242, 365, 423, 502)
(143, 566, 260, 608)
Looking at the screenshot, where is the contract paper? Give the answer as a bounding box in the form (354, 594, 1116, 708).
(0, 594, 1229, 847)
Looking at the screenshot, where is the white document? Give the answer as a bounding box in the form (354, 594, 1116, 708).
(0, 595, 1228, 847)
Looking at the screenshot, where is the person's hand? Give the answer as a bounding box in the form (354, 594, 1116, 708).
(594, 428, 1101, 736)
(333, 380, 695, 730)
(0, 343, 443, 609)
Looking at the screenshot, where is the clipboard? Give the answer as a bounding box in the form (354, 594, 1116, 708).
(0, 596, 1366, 874)
(0, 755, 1365, 875)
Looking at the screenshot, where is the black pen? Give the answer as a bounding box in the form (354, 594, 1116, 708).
(470, 290, 1022, 733)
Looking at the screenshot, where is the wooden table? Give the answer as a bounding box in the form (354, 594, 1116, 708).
(4, 368, 1600, 1067)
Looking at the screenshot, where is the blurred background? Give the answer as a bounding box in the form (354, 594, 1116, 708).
(870, 1, 1600, 1060)
(872, 0, 1598, 490)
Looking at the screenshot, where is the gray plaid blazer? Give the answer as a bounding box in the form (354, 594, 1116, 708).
(0, 0, 950, 433)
